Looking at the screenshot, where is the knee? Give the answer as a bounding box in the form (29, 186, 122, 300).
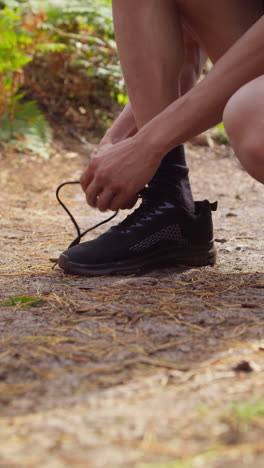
(223, 91, 246, 156)
(237, 135, 264, 181)
(223, 87, 264, 182)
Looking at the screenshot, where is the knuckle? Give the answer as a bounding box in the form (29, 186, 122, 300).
(110, 182, 122, 193)
(96, 171, 107, 184)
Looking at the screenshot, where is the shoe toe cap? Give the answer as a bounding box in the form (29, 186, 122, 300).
(58, 243, 92, 269)
(58, 238, 111, 271)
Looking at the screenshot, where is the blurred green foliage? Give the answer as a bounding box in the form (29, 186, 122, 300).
(0, 0, 125, 153)
(0, 5, 48, 152)
(215, 122, 229, 144)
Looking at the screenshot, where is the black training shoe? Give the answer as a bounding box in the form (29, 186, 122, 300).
(58, 189, 217, 277)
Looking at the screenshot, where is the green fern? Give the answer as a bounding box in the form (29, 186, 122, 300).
(0, 8, 32, 74)
(0, 0, 126, 147)
(0, 5, 52, 152)
(0, 100, 52, 156)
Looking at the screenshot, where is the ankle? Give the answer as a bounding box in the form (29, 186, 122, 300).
(149, 145, 195, 213)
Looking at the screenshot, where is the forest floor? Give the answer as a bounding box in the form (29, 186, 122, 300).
(0, 135, 264, 468)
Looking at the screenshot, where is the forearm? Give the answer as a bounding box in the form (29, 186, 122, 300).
(137, 16, 264, 158)
(101, 101, 137, 145)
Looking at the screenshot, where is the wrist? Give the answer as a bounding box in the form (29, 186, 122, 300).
(134, 125, 167, 165)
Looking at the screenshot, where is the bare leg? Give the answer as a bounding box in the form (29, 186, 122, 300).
(81, 0, 263, 214)
(223, 75, 264, 183)
(112, 0, 262, 128)
(112, 0, 184, 129)
(178, 0, 262, 62)
(85, 5, 205, 212)
(180, 27, 207, 95)
(179, 0, 264, 185)
(100, 34, 207, 146)
(112, 0, 203, 213)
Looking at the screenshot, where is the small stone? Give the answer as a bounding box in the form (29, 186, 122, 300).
(215, 238, 227, 244)
(241, 302, 257, 309)
(233, 361, 253, 373)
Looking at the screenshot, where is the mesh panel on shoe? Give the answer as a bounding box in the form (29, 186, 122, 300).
(130, 224, 189, 252)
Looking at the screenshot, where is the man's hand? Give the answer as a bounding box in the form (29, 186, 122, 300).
(80, 136, 161, 212)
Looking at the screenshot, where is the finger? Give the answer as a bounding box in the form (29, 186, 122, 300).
(110, 193, 129, 212)
(97, 189, 116, 212)
(80, 170, 94, 192)
(80, 160, 98, 191)
(121, 195, 138, 210)
(85, 181, 103, 208)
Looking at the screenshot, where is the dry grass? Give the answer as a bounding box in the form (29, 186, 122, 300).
(0, 140, 264, 467)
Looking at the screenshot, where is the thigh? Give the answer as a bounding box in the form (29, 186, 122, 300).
(177, 0, 263, 62)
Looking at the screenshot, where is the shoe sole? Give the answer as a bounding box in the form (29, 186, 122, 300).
(58, 243, 217, 277)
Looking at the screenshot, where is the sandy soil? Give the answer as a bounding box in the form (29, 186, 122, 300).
(0, 137, 263, 468)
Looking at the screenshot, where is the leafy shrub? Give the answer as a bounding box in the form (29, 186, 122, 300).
(23, 0, 126, 139)
(0, 4, 51, 154)
(0, 0, 126, 151)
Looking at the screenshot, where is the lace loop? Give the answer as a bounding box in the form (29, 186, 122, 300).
(56, 181, 118, 249)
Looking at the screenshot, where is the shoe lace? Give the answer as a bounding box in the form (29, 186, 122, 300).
(114, 186, 171, 232)
(53, 181, 167, 268)
(56, 181, 119, 249)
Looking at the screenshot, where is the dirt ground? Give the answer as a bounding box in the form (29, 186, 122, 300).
(0, 136, 264, 468)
